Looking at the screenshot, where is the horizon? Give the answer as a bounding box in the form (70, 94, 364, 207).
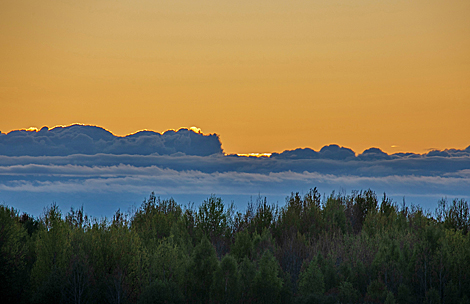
(1, 122, 469, 217)
(2, 123, 469, 156)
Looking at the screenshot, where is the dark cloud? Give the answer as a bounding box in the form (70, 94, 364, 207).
(1, 125, 470, 217)
(0, 125, 223, 156)
(1, 150, 470, 177)
(358, 148, 391, 161)
(271, 148, 319, 159)
(271, 146, 470, 162)
(425, 148, 470, 158)
(271, 145, 356, 160)
(391, 152, 422, 158)
(319, 144, 356, 160)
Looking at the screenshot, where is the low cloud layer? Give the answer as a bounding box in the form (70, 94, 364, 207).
(1, 125, 469, 216)
(1, 162, 469, 216)
(1, 164, 468, 196)
(1, 152, 469, 177)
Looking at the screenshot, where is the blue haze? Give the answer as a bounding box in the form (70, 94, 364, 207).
(1, 125, 469, 217)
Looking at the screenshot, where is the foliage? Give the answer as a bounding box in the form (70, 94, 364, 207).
(131, 193, 182, 249)
(0, 206, 29, 304)
(297, 256, 325, 296)
(231, 229, 253, 261)
(238, 256, 257, 302)
(211, 254, 240, 304)
(1, 190, 470, 303)
(338, 281, 360, 304)
(186, 235, 218, 303)
(252, 250, 283, 304)
(137, 278, 184, 304)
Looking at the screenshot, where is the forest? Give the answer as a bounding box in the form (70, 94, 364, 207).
(1, 189, 469, 304)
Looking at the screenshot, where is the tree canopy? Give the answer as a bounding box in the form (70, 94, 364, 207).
(1, 189, 470, 304)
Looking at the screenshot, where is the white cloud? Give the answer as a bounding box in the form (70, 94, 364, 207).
(1, 164, 469, 200)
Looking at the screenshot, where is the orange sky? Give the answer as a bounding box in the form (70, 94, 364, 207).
(1, 0, 469, 155)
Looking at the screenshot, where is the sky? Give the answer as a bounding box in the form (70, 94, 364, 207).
(1, 0, 469, 155)
(1, 1, 469, 216)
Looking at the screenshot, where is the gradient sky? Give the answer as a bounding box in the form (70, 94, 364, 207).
(1, 0, 469, 155)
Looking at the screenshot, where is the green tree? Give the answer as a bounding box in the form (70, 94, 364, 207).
(147, 236, 187, 295)
(298, 256, 325, 297)
(323, 193, 348, 234)
(351, 190, 378, 233)
(186, 235, 218, 303)
(196, 196, 231, 256)
(277, 191, 321, 237)
(0, 206, 29, 304)
(397, 283, 413, 304)
(131, 194, 182, 250)
(211, 255, 240, 304)
(87, 213, 147, 304)
(338, 281, 360, 304)
(61, 222, 95, 304)
(252, 250, 283, 304)
(252, 228, 276, 260)
(384, 291, 396, 304)
(231, 229, 253, 261)
(170, 217, 193, 256)
(239, 257, 256, 302)
(425, 287, 440, 304)
(138, 278, 184, 304)
(317, 253, 338, 292)
(365, 279, 387, 303)
(437, 198, 470, 234)
(30, 204, 70, 304)
(247, 196, 277, 235)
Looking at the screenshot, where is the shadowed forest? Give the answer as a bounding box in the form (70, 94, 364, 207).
(1, 189, 469, 304)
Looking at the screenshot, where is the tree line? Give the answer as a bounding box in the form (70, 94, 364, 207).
(1, 188, 469, 304)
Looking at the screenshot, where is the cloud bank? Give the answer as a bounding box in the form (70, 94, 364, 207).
(1, 125, 469, 216)
(0, 125, 223, 156)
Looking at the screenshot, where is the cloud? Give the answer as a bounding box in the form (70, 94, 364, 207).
(425, 148, 470, 158)
(1, 125, 470, 216)
(1, 150, 470, 177)
(358, 148, 391, 161)
(0, 163, 468, 195)
(1, 164, 469, 213)
(319, 144, 356, 160)
(270, 144, 356, 160)
(2, 124, 470, 163)
(0, 125, 223, 156)
(271, 148, 319, 159)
